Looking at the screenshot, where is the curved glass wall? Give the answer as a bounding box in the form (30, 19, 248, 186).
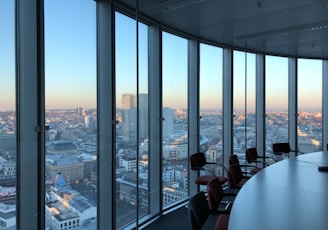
(10, 1, 328, 228)
(0, 1, 16, 228)
(162, 32, 188, 207)
(297, 59, 322, 153)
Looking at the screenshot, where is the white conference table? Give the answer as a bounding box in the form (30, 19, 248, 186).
(228, 151, 328, 230)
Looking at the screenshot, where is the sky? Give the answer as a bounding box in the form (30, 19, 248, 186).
(0, 0, 323, 111)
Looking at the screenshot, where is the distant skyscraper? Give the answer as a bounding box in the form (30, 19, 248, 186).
(76, 107, 85, 116)
(121, 93, 149, 142)
(163, 108, 174, 138)
(121, 94, 136, 109)
(138, 93, 148, 142)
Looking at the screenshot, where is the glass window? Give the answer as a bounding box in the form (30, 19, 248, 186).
(0, 1, 16, 229)
(199, 44, 223, 175)
(44, 1, 97, 229)
(265, 56, 289, 157)
(115, 12, 149, 228)
(297, 59, 322, 153)
(233, 51, 256, 162)
(162, 32, 188, 207)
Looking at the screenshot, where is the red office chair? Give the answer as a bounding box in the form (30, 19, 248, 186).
(229, 154, 257, 175)
(272, 142, 304, 158)
(190, 152, 228, 186)
(214, 214, 230, 230)
(188, 191, 230, 230)
(207, 178, 236, 213)
(228, 156, 251, 189)
(188, 191, 211, 230)
(245, 147, 276, 173)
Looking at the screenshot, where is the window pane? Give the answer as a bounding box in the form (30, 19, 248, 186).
(265, 56, 288, 157)
(115, 12, 149, 228)
(199, 44, 223, 175)
(298, 59, 322, 153)
(0, 1, 16, 229)
(233, 51, 256, 162)
(115, 12, 137, 228)
(137, 22, 149, 220)
(162, 32, 188, 207)
(44, 1, 97, 229)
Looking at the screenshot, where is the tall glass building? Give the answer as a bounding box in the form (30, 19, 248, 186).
(1, 0, 328, 229)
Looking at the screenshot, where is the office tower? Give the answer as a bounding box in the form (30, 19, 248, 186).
(162, 107, 174, 138)
(76, 107, 85, 116)
(121, 93, 149, 142)
(138, 93, 148, 142)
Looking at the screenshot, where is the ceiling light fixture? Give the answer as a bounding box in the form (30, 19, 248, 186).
(235, 21, 328, 41)
(163, 0, 207, 11)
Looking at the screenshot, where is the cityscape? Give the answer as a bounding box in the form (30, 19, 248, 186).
(0, 92, 323, 229)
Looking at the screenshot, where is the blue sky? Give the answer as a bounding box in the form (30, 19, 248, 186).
(0, 0, 323, 111)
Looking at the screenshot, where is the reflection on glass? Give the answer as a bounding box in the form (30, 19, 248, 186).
(44, 1, 97, 229)
(115, 12, 149, 228)
(162, 32, 188, 207)
(265, 56, 288, 156)
(233, 51, 256, 161)
(297, 59, 322, 153)
(199, 44, 223, 176)
(0, 1, 16, 229)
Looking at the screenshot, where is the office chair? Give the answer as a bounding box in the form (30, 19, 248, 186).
(206, 178, 236, 213)
(214, 214, 230, 230)
(188, 191, 210, 230)
(245, 147, 276, 173)
(188, 191, 230, 230)
(190, 152, 228, 186)
(229, 154, 257, 175)
(228, 156, 251, 189)
(272, 142, 304, 158)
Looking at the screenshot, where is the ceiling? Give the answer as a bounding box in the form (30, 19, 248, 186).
(117, 0, 328, 59)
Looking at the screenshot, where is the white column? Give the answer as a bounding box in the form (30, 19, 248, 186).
(188, 39, 199, 194)
(288, 58, 297, 156)
(256, 54, 265, 156)
(148, 25, 162, 214)
(323, 60, 328, 150)
(223, 48, 233, 167)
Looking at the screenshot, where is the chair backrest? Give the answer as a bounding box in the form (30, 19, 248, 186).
(245, 148, 258, 163)
(273, 142, 291, 154)
(280, 142, 291, 153)
(207, 178, 224, 212)
(188, 191, 210, 230)
(272, 143, 282, 154)
(229, 154, 240, 166)
(228, 164, 243, 186)
(190, 152, 207, 169)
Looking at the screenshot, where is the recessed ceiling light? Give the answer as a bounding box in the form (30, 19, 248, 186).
(163, 0, 207, 11)
(235, 21, 328, 41)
